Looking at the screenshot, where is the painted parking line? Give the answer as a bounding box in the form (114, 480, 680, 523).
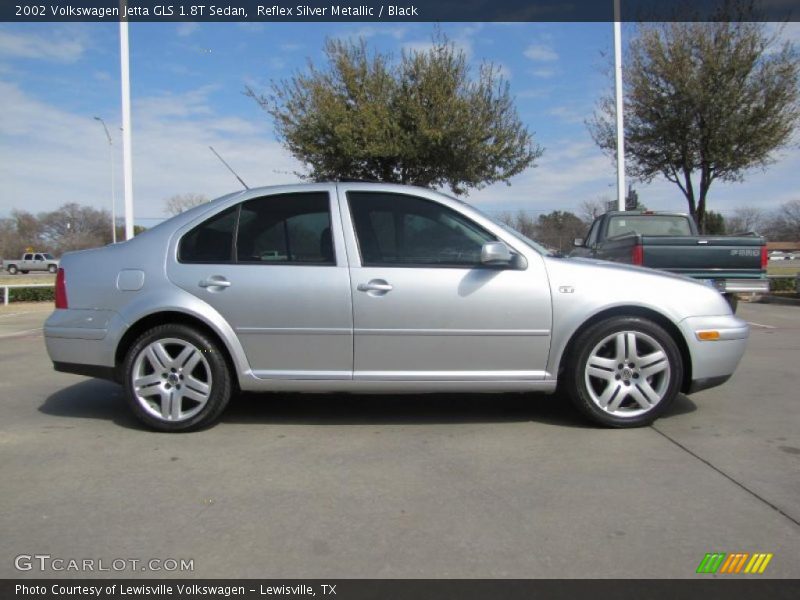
(0, 311, 37, 319)
(747, 321, 777, 330)
(0, 327, 42, 339)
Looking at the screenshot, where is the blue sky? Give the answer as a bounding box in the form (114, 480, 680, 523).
(1, 21, 798, 226)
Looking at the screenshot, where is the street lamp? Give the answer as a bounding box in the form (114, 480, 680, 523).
(94, 116, 117, 244)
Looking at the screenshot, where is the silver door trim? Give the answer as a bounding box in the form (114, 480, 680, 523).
(353, 328, 550, 337)
(354, 370, 547, 381)
(236, 327, 352, 336)
(252, 370, 352, 380)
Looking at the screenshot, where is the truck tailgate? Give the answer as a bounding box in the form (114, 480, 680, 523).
(642, 236, 764, 277)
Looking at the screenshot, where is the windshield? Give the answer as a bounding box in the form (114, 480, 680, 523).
(607, 215, 692, 237)
(454, 200, 553, 256)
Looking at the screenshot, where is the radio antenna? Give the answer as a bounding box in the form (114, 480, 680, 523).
(209, 145, 250, 190)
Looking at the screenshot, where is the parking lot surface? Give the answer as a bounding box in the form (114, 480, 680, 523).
(1, 302, 798, 578)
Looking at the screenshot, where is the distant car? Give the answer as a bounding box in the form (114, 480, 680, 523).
(2, 252, 60, 274)
(44, 183, 749, 432)
(768, 251, 788, 261)
(789, 252, 800, 261)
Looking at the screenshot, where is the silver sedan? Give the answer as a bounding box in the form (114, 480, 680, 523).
(44, 183, 749, 431)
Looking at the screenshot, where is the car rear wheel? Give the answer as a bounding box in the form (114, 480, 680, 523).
(565, 316, 683, 428)
(48, 264, 57, 274)
(123, 324, 232, 432)
(7, 265, 17, 274)
(20, 270, 29, 274)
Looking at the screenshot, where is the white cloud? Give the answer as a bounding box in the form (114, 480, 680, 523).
(468, 140, 615, 213)
(524, 44, 558, 62)
(0, 80, 302, 222)
(0, 28, 87, 63)
(548, 106, 588, 124)
(176, 22, 200, 37)
(529, 67, 555, 78)
(343, 25, 408, 41)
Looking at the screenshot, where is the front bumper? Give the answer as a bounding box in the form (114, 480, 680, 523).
(679, 315, 749, 394)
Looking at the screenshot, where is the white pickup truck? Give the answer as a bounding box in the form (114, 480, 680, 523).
(2, 252, 60, 274)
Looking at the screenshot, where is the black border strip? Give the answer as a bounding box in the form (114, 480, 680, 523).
(2, 1, 798, 23)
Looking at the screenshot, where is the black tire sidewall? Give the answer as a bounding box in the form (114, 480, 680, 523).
(8, 266, 17, 274)
(567, 316, 683, 428)
(122, 324, 232, 432)
(49, 265, 57, 274)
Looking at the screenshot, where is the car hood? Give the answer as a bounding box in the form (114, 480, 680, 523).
(565, 257, 707, 286)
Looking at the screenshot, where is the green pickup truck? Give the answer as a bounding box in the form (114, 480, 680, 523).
(571, 211, 769, 311)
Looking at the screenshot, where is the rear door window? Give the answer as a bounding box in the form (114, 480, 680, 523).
(179, 206, 238, 263)
(236, 192, 334, 265)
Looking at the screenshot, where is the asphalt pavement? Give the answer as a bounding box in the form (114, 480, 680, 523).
(0, 302, 798, 578)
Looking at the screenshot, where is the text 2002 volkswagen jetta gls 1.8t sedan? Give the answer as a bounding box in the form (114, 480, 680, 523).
(44, 183, 749, 432)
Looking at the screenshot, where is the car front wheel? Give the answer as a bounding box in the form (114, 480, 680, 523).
(565, 316, 683, 428)
(123, 324, 232, 432)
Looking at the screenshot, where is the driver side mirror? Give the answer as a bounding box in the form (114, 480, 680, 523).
(573, 238, 585, 247)
(480, 241, 513, 266)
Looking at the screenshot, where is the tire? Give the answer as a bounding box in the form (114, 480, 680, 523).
(7, 265, 18, 274)
(723, 294, 738, 313)
(122, 324, 232, 432)
(564, 316, 683, 428)
(48, 264, 57, 274)
(20, 270, 29, 274)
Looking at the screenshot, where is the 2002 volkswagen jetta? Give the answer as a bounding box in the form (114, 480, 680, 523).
(45, 183, 749, 431)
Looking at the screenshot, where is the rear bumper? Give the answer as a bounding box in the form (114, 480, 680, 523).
(679, 315, 749, 394)
(44, 309, 126, 381)
(714, 279, 770, 294)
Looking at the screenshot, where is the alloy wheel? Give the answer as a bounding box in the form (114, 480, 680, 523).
(584, 330, 671, 418)
(131, 337, 212, 422)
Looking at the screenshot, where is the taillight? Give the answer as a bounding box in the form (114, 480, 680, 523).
(631, 244, 644, 266)
(760, 246, 768, 270)
(55, 268, 68, 309)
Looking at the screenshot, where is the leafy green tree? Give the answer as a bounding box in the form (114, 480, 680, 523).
(247, 35, 543, 195)
(704, 210, 726, 235)
(534, 210, 586, 254)
(588, 18, 799, 233)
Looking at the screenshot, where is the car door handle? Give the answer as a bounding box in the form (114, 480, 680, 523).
(198, 276, 231, 289)
(357, 280, 393, 293)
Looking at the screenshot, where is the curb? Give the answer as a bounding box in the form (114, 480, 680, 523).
(756, 295, 800, 307)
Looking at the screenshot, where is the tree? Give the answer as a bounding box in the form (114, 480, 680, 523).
(534, 210, 586, 254)
(247, 34, 543, 195)
(704, 210, 726, 235)
(578, 198, 608, 226)
(764, 199, 800, 241)
(165, 193, 209, 216)
(588, 17, 800, 233)
(38, 203, 114, 253)
(497, 210, 537, 239)
(725, 206, 765, 234)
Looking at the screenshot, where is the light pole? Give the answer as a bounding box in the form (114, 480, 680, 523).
(613, 0, 626, 211)
(94, 116, 117, 244)
(120, 0, 135, 240)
